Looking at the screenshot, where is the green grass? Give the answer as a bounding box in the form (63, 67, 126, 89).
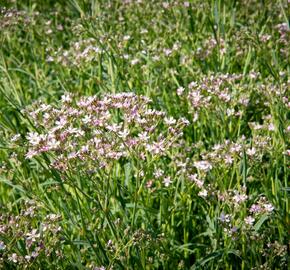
(0, 0, 289, 269)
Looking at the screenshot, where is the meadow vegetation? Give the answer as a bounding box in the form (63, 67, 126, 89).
(0, 0, 289, 269)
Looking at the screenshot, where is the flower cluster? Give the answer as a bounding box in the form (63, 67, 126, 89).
(24, 93, 189, 173)
(200, 135, 272, 168)
(195, 37, 226, 59)
(276, 23, 289, 57)
(47, 38, 103, 66)
(0, 201, 63, 268)
(178, 73, 254, 122)
(216, 190, 276, 241)
(0, 7, 38, 29)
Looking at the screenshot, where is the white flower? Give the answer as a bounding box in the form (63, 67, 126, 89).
(26, 229, 40, 242)
(46, 56, 54, 62)
(131, 58, 139, 65)
(244, 216, 255, 226)
(152, 55, 160, 61)
(198, 189, 208, 198)
(164, 117, 176, 125)
(0, 241, 6, 250)
(264, 203, 274, 213)
(224, 155, 233, 164)
(253, 124, 263, 130)
(25, 255, 31, 261)
(188, 81, 197, 88)
(233, 193, 248, 204)
(68, 152, 78, 159)
(95, 267, 106, 270)
(230, 144, 242, 153)
(61, 94, 72, 103)
(268, 123, 275, 131)
(219, 92, 231, 102)
(180, 117, 190, 126)
(138, 132, 150, 141)
(213, 144, 222, 151)
(118, 129, 129, 139)
(147, 140, 166, 155)
(11, 134, 21, 142)
(194, 160, 212, 172)
(176, 87, 184, 96)
(188, 174, 204, 188)
(164, 49, 172, 56)
(82, 115, 92, 124)
(162, 2, 169, 8)
(219, 213, 231, 223)
(106, 123, 121, 132)
(226, 108, 235, 116)
(81, 145, 89, 153)
(163, 176, 172, 187)
(246, 147, 256, 156)
(153, 168, 164, 178)
(8, 253, 18, 263)
(55, 117, 67, 129)
(26, 132, 42, 146)
(140, 29, 148, 34)
(47, 138, 60, 149)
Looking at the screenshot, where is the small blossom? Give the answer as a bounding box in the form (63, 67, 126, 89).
(146, 180, 153, 189)
(250, 204, 262, 214)
(47, 138, 60, 150)
(233, 193, 248, 204)
(198, 189, 208, 198)
(244, 216, 255, 226)
(264, 203, 274, 213)
(138, 132, 150, 141)
(11, 134, 21, 142)
(246, 147, 256, 156)
(82, 115, 92, 124)
(118, 129, 130, 139)
(194, 160, 212, 172)
(268, 123, 275, 131)
(0, 241, 6, 250)
(226, 108, 235, 116)
(163, 176, 172, 187)
(8, 253, 18, 263)
(164, 117, 176, 125)
(131, 58, 139, 65)
(177, 87, 184, 96)
(153, 168, 164, 178)
(26, 132, 42, 146)
(61, 93, 72, 103)
(219, 213, 231, 223)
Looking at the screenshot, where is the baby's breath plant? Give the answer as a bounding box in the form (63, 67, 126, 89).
(0, 0, 289, 269)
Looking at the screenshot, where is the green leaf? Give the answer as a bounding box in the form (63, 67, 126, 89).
(254, 214, 269, 231)
(0, 177, 25, 193)
(124, 162, 132, 187)
(191, 249, 224, 269)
